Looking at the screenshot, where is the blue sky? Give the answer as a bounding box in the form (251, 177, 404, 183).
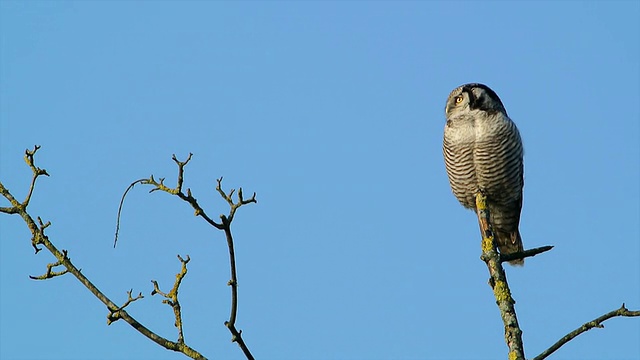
(1, 1, 639, 359)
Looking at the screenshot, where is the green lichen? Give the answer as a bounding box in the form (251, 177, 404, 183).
(494, 280, 513, 303)
(508, 350, 519, 360)
(482, 236, 494, 253)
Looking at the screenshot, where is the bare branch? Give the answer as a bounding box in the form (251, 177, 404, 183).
(216, 177, 257, 225)
(171, 153, 193, 193)
(1, 146, 49, 215)
(129, 158, 257, 359)
(107, 289, 144, 325)
(500, 245, 554, 263)
(117, 154, 224, 234)
(533, 303, 640, 360)
(23, 145, 50, 207)
(151, 255, 191, 344)
(475, 192, 525, 360)
(29, 249, 70, 279)
(3, 147, 207, 359)
(0, 182, 20, 214)
(113, 179, 148, 247)
(214, 178, 256, 360)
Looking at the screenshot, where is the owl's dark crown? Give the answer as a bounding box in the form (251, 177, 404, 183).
(449, 83, 507, 114)
(455, 83, 507, 115)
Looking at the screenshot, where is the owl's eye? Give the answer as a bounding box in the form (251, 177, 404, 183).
(455, 95, 464, 104)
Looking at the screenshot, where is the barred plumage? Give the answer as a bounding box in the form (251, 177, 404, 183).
(442, 83, 525, 265)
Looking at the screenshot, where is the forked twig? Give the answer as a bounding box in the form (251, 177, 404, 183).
(2, 147, 206, 359)
(107, 289, 144, 325)
(120, 154, 256, 359)
(29, 249, 70, 279)
(151, 255, 191, 344)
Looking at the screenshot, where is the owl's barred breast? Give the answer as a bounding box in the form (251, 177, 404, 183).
(443, 111, 523, 213)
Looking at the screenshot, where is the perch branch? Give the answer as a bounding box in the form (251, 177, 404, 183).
(1, 147, 206, 360)
(151, 255, 191, 344)
(475, 192, 525, 360)
(533, 303, 640, 360)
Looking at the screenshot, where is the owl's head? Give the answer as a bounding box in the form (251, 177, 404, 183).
(445, 83, 507, 118)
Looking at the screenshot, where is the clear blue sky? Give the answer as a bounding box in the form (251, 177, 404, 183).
(1, 1, 639, 359)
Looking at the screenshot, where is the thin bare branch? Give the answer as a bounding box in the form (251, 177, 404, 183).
(29, 249, 70, 279)
(533, 303, 640, 360)
(214, 178, 256, 360)
(171, 153, 193, 193)
(4, 147, 207, 360)
(475, 192, 525, 360)
(151, 255, 191, 344)
(216, 177, 257, 224)
(0, 182, 20, 214)
(122, 289, 145, 307)
(122, 154, 224, 230)
(1, 146, 49, 215)
(113, 179, 148, 247)
(23, 145, 49, 207)
(132, 158, 257, 359)
(107, 289, 144, 325)
(500, 245, 554, 263)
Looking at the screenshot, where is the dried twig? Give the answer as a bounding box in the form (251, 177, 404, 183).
(107, 289, 144, 325)
(114, 154, 225, 247)
(151, 255, 191, 344)
(126, 154, 256, 359)
(500, 245, 554, 263)
(1, 147, 206, 360)
(29, 249, 70, 279)
(533, 303, 640, 360)
(216, 178, 256, 360)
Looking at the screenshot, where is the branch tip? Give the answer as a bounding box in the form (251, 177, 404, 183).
(150, 255, 190, 344)
(533, 304, 640, 360)
(500, 245, 554, 263)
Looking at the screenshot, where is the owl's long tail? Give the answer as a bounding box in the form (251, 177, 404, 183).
(495, 229, 525, 266)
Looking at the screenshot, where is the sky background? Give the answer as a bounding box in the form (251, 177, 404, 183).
(1, 1, 639, 360)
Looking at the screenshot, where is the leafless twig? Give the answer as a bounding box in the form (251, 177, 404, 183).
(216, 178, 256, 360)
(499, 245, 554, 263)
(29, 249, 70, 279)
(533, 303, 640, 360)
(151, 255, 191, 344)
(1, 146, 206, 360)
(107, 289, 144, 325)
(122, 154, 256, 359)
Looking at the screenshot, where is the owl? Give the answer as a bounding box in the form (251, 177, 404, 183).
(442, 83, 525, 265)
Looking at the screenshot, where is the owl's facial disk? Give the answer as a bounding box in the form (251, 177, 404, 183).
(445, 90, 468, 116)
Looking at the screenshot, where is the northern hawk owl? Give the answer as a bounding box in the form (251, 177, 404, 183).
(442, 83, 525, 265)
